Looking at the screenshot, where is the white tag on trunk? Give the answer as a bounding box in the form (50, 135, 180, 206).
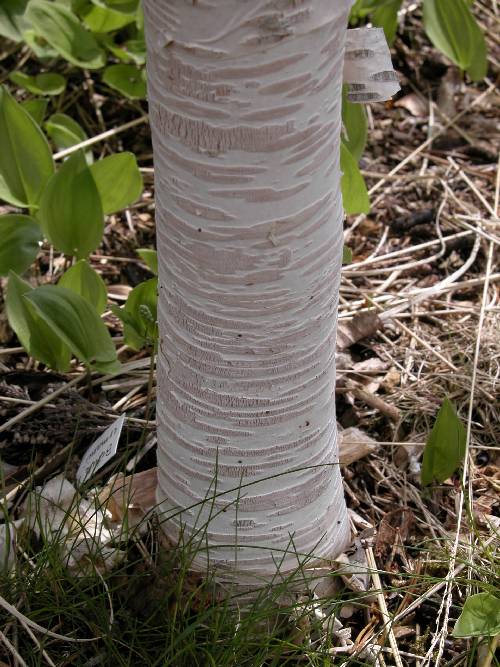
(343, 27, 400, 103)
(77, 414, 125, 485)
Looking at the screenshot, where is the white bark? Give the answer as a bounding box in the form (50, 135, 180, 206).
(143, 0, 353, 581)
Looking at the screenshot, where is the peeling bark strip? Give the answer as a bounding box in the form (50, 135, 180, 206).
(343, 27, 400, 102)
(143, 0, 353, 580)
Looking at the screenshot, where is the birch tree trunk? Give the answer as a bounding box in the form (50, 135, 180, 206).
(143, 0, 354, 584)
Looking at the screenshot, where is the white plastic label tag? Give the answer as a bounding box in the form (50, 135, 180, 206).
(343, 27, 400, 103)
(77, 414, 125, 485)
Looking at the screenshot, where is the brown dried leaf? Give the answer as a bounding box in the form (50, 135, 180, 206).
(393, 626, 415, 639)
(374, 508, 413, 561)
(381, 367, 400, 392)
(339, 427, 378, 465)
(394, 93, 427, 117)
(337, 312, 382, 350)
(99, 468, 158, 524)
(108, 284, 132, 302)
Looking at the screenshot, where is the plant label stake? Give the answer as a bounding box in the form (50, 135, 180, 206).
(77, 414, 125, 485)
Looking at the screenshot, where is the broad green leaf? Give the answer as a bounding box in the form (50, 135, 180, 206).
(26, 0, 105, 69)
(421, 398, 466, 486)
(135, 3, 143, 30)
(82, 4, 135, 32)
(91, 0, 139, 14)
(123, 38, 146, 65)
(464, 23, 488, 82)
(39, 151, 104, 259)
(0, 0, 29, 42)
(452, 593, 500, 638)
(102, 64, 146, 99)
(6, 272, 71, 371)
(135, 3, 144, 30)
(9, 71, 66, 96)
(89, 152, 143, 214)
(372, 0, 402, 44)
(0, 86, 54, 208)
(423, 0, 487, 81)
(423, 0, 467, 68)
(113, 278, 157, 350)
(45, 113, 92, 163)
(0, 215, 42, 276)
(21, 98, 48, 125)
(99, 34, 132, 63)
(59, 260, 107, 315)
(137, 249, 157, 275)
(25, 285, 120, 374)
(350, 0, 384, 21)
(22, 28, 59, 60)
(342, 245, 353, 265)
(100, 34, 146, 65)
(46, 113, 86, 148)
(342, 87, 368, 161)
(349, 0, 365, 22)
(340, 142, 370, 215)
(109, 304, 139, 331)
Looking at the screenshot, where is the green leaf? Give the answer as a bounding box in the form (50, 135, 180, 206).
(39, 151, 104, 259)
(21, 98, 49, 125)
(464, 23, 488, 82)
(25, 285, 120, 374)
(372, 0, 402, 44)
(342, 86, 368, 161)
(340, 142, 370, 215)
(22, 28, 59, 60)
(122, 38, 146, 65)
(423, 0, 487, 81)
(135, 2, 144, 30)
(9, 71, 66, 96)
(0, 0, 29, 42)
(0, 215, 42, 276)
(0, 85, 54, 208)
(45, 113, 92, 163)
(102, 64, 146, 99)
(350, 0, 385, 21)
(59, 259, 107, 315)
(137, 248, 157, 275)
(45, 113, 86, 147)
(109, 303, 138, 330)
(26, 0, 105, 69)
(91, 0, 139, 14)
(99, 34, 131, 63)
(452, 593, 500, 638)
(6, 272, 71, 371)
(89, 152, 143, 215)
(82, 4, 135, 32)
(342, 245, 353, 265)
(114, 278, 157, 350)
(349, 0, 368, 22)
(421, 398, 466, 486)
(100, 34, 146, 65)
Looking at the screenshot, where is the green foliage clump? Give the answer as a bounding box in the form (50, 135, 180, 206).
(1, 0, 146, 98)
(0, 85, 155, 374)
